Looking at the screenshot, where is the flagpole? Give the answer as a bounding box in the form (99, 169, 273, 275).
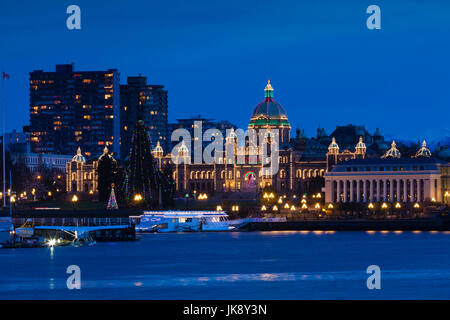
(2, 73, 5, 208)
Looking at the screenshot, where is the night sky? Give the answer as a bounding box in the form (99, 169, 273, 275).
(1, 0, 449, 142)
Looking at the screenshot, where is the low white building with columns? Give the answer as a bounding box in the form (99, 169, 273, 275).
(325, 157, 450, 204)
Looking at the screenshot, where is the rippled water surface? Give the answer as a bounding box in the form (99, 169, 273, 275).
(1, 231, 450, 299)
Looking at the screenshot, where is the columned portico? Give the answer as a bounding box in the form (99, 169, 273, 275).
(324, 158, 446, 205)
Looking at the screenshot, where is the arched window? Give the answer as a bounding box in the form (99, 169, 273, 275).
(296, 169, 302, 178)
(190, 171, 195, 179)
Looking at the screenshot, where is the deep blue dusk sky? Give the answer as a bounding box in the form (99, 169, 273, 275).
(0, 0, 449, 141)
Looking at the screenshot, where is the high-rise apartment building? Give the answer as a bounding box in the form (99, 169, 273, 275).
(120, 76, 168, 160)
(29, 64, 120, 158)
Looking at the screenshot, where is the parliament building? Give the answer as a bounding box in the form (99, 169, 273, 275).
(154, 81, 329, 196)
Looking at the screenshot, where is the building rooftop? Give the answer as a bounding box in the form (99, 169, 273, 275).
(331, 157, 446, 168)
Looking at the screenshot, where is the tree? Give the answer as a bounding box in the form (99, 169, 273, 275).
(97, 147, 119, 202)
(107, 184, 119, 209)
(124, 120, 159, 206)
(158, 161, 176, 208)
(34, 164, 65, 200)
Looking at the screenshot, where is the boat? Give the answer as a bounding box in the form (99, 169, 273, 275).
(134, 211, 233, 232)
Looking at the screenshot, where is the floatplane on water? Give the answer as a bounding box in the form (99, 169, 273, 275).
(133, 211, 234, 232)
(10, 219, 99, 247)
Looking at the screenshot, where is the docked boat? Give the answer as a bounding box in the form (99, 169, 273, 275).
(134, 211, 232, 232)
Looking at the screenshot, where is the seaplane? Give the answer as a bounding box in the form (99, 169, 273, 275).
(13, 219, 102, 247)
(15, 219, 35, 238)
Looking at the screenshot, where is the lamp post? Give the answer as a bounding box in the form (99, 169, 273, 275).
(72, 194, 78, 211)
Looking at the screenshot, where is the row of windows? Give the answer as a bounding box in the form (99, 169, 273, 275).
(345, 166, 426, 172)
(186, 169, 326, 180)
(71, 172, 95, 181)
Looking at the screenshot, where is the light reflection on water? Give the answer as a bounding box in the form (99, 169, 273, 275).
(1, 231, 450, 299)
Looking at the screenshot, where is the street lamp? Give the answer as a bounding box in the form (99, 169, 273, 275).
(71, 194, 78, 211)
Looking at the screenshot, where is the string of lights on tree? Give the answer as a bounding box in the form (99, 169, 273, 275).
(107, 184, 119, 209)
(123, 120, 175, 208)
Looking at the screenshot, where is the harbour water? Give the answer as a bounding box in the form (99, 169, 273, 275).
(1, 231, 450, 299)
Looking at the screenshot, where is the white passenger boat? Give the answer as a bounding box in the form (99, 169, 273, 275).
(134, 211, 232, 232)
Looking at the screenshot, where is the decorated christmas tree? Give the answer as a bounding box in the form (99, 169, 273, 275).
(124, 120, 158, 205)
(107, 184, 119, 210)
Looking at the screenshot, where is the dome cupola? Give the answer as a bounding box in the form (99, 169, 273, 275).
(72, 147, 86, 163)
(382, 140, 401, 159)
(355, 136, 366, 154)
(248, 80, 291, 143)
(152, 141, 164, 158)
(328, 137, 340, 154)
(415, 140, 432, 158)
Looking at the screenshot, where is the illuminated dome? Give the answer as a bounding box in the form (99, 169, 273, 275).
(153, 141, 164, 157)
(72, 147, 86, 163)
(177, 141, 189, 157)
(328, 137, 340, 154)
(415, 140, 432, 158)
(355, 136, 366, 153)
(248, 80, 290, 128)
(382, 141, 401, 159)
